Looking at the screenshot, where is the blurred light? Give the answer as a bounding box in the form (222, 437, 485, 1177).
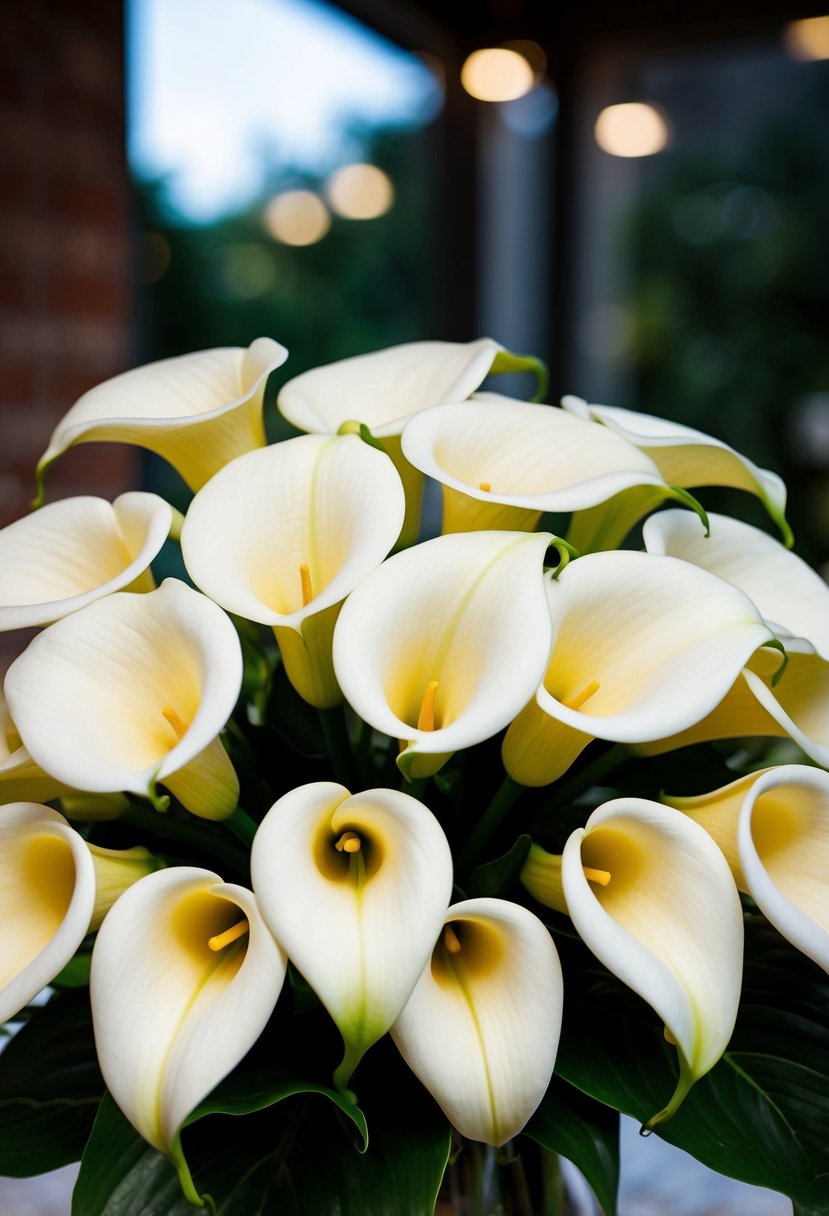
(578, 304, 633, 362)
(788, 393, 829, 466)
(263, 191, 330, 246)
(461, 48, 535, 102)
(141, 232, 171, 284)
(499, 78, 558, 137)
(502, 39, 547, 76)
(594, 103, 669, 158)
(326, 164, 394, 220)
(784, 15, 829, 60)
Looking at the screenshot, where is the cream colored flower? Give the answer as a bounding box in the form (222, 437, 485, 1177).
(502, 551, 776, 786)
(35, 338, 287, 496)
(525, 798, 743, 1126)
(392, 898, 562, 1145)
(400, 394, 686, 535)
(0, 802, 159, 1025)
(182, 434, 404, 708)
(644, 510, 829, 658)
(250, 782, 453, 1089)
(667, 765, 829, 974)
(332, 530, 554, 780)
(4, 580, 242, 819)
(91, 866, 285, 1158)
(0, 493, 172, 632)
(562, 396, 791, 544)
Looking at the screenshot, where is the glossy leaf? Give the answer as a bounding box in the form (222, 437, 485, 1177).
(0, 991, 103, 1176)
(526, 1075, 620, 1216)
(555, 917, 829, 1210)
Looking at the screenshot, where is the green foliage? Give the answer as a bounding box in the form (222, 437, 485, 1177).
(0, 990, 103, 1176)
(555, 915, 829, 1210)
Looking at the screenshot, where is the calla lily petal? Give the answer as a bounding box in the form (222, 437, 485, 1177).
(503, 551, 775, 786)
(562, 798, 743, 1126)
(738, 765, 829, 973)
(641, 644, 829, 764)
(562, 395, 791, 543)
(662, 769, 774, 887)
(332, 531, 554, 780)
(400, 394, 669, 535)
(644, 510, 829, 659)
(90, 866, 286, 1153)
(36, 338, 288, 495)
(250, 782, 453, 1087)
(277, 339, 504, 438)
(391, 898, 562, 1146)
(0, 493, 172, 631)
(0, 691, 75, 804)
(4, 579, 242, 818)
(0, 802, 96, 1024)
(182, 434, 405, 706)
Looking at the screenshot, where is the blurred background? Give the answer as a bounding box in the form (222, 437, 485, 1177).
(0, 2, 827, 1211)
(1, 0, 828, 550)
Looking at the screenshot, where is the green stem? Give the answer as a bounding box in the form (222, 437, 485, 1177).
(122, 805, 243, 862)
(541, 1149, 566, 1216)
(225, 806, 259, 847)
(458, 776, 524, 873)
(319, 706, 358, 788)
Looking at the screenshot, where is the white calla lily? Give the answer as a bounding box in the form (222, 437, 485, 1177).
(4, 579, 242, 819)
(639, 642, 829, 766)
(250, 782, 453, 1089)
(502, 551, 776, 786)
(90, 865, 285, 1191)
(391, 897, 562, 1146)
(0, 803, 160, 1025)
(739, 766, 829, 972)
(278, 339, 518, 545)
(277, 339, 505, 438)
(182, 434, 404, 707)
(644, 510, 829, 659)
(332, 530, 554, 780)
(561, 395, 791, 544)
(400, 394, 682, 535)
(0, 493, 172, 631)
(35, 338, 287, 497)
(668, 765, 829, 974)
(560, 798, 743, 1126)
(0, 803, 95, 1024)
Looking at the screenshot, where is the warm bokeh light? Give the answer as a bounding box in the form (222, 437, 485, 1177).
(784, 15, 829, 60)
(594, 102, 669, 158)
(326, 163, 394, 220)
(263, 190, 331, 246)
(503, 39, 547, 76)
(460, 47, 535, 102)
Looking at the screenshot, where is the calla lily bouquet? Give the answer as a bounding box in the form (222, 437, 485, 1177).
(2, 336, 829, 1216)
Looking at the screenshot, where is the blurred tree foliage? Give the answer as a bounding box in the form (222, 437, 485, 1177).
(623, 118, 829, 560)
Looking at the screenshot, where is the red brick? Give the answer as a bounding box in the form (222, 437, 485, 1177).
(49, 274, 129, 317)
(0, 362, 36, 402)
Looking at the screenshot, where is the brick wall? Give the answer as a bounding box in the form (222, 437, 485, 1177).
(0, 0, 139, 670)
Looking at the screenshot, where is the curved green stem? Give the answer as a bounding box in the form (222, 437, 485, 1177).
(225, 805, 259, 847)
(319, 706, 358, 788)
(458, 776, 524, 873)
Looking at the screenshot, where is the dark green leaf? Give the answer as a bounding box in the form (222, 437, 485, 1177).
(556, 917, 829, 1211)
(526, 1075, 619, 1215)
(465, 834, 532, 898)
(0, 990, 103, 1176)
(73, 1043, 450, 1216)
